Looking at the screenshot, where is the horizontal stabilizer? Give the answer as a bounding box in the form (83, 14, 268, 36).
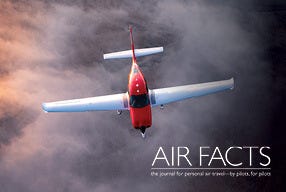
(103, 47, 163, 60)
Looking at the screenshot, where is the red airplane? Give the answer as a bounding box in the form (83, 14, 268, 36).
(42, 27, 234, 138)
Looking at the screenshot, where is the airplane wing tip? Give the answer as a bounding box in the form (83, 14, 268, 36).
(230, 77, 234, 90)
(42, 103, 49, 113)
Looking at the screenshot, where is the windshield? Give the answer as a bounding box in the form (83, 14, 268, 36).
(129, 94, 150, 108)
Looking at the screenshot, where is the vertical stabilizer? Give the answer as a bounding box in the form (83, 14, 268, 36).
(129, 26, 137, 64)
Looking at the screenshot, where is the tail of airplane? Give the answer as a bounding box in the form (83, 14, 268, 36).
(103, 26, 163, 60)
(129, 26, 136, 63)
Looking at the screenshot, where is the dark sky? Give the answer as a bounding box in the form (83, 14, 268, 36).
(0, 0, 284, 191)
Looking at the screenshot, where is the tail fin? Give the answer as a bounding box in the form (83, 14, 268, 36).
(129, 26, 136, 63)
(103, 27, 163, 60)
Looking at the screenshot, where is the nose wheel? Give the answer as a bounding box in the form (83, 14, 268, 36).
(139, 127, 146, 138)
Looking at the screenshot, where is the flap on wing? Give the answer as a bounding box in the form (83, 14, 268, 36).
(42, 93, 129, 112)
(149, 78, 234, 107)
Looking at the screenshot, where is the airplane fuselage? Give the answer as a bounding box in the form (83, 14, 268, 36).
(128, 62, 152, 133)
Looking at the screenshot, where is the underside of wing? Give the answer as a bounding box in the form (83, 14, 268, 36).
(149, 78, 234, 107)
(42, 93, 129, 112)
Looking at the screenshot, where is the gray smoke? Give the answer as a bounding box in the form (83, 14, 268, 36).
(0, 0, 275, 191)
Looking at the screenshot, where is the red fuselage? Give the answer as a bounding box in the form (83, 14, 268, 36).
(128, 62, 152, 130)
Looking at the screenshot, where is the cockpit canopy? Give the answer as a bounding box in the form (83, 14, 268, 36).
(129, 94, 150, 108)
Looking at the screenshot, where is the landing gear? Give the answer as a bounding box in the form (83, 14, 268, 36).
(139, 127, 146, 138)
(160, 104, 164, 110)
(117, 110, 122, 115)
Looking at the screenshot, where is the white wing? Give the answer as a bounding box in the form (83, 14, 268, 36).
(149, 78, 234, 107)
(42, 92, 129, 112)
